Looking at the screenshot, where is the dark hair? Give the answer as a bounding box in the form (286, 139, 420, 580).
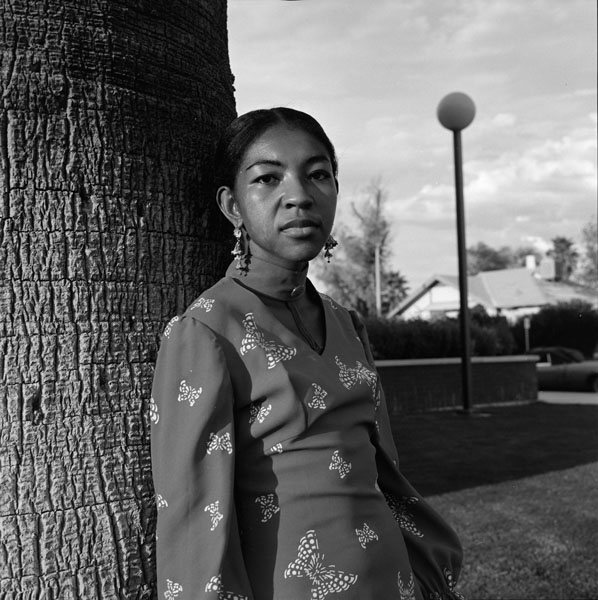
(214, 107, 338, 188)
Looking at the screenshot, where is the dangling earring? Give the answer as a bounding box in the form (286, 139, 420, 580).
(323, 235, 338, 262)
(232, 224, 251, 275)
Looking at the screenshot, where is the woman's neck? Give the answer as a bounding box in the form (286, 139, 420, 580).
(225, 255, 309, 301)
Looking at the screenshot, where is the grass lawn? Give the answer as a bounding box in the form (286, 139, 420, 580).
(391, 401, 598, 496)
(427, 463, 598, 600)
(390, 401, 598, 600)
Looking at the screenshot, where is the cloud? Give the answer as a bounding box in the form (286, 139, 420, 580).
(227, 0, 597, 289)
(520, 236, 552, 253)
(402, 122, 596, 225)
(493, 113, 517, 127)
(385, 114, 596, 284)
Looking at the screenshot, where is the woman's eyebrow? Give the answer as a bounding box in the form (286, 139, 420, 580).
(305, 154, 331, 166)
(245, 159, 282, 171)
(245, 155, 331, 172)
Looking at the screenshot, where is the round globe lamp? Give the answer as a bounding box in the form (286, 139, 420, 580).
(437, 92, 476, 131)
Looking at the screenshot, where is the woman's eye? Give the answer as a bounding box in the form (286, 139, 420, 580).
(254, 174, 278, 185)
(310, 170, 332, 181)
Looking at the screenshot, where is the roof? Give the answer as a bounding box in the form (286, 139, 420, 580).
(388, 267, 548, 318)
(475, 267, 547, 308)
(536, 278, 598, 307)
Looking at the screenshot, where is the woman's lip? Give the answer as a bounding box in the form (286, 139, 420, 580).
(282, 226, 319, 239)
(281, 219, 320, 230)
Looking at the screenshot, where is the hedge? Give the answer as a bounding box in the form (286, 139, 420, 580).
(364, 312, 515, 360)
(366, 301, 598, 360)
(511, 300, 598, 358)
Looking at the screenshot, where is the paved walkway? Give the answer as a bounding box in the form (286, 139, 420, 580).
(538, 390, 598, 405)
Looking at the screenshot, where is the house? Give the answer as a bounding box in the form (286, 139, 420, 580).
(388, 266, 597, 322)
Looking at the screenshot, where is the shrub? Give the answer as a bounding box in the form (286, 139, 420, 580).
(364, 314, 516, 360)
(511, 300, 598, 357)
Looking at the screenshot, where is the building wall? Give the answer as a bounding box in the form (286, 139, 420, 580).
(401, 284, 491, 320)
(376, 356, 538, 415)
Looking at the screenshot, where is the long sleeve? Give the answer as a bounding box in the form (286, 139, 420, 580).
(150, 315, 254, 600)
(350, 311, 465, 600)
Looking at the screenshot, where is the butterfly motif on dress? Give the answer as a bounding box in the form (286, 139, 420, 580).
(434, 568, 465, 600)
(267, 443, 283, 455)
(308, 383, 327, 410)
(383, 493, 424, 538)
(206, 432, 233, 455)
(255, 493, 280, 523)
(355, 523, 378, 549)
(156, 493, 168, 510)
(334, 356, 377, 392)
(329, 450, 351, 479)
(249, 402, 272, 424)
(204, 574, 248, 600)
(163, 315, 180, 338)
(191, 297, 215, 312)
(284, 529, 358, 600)
(397, 571, 416, 600)
(320, 294, 338, 310)
(149, 396, 159, 424)
(355, 522, 379, 549)
(164, 579, 183, 600)
(240, 313, 296, 369)
(178, 379, 202, 407)
(204, 501, 223, 531)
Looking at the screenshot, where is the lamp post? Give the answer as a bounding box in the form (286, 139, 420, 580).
(437, 92, 476, 413)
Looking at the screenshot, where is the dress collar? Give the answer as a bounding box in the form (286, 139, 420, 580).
(225, 256, 309, 301)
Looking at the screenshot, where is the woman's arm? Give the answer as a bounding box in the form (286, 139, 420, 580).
(150, 316, 253, 599)
(350, 310, 465, 600)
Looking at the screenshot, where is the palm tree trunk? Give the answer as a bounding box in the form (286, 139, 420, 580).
(0, 1, 235, 597)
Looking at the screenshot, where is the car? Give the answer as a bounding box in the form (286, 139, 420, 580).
(529, 346, 598, 393)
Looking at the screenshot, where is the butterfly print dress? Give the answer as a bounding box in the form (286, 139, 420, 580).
(151, 270, 464, 600)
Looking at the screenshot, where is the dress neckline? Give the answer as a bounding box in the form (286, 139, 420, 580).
(224, 259, 329, 356)
(225, 256, 309, 302)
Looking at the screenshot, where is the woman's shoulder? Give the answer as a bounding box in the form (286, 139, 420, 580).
(317, 291, 359, 324)
(183, 277, 235, 319)
(165, 276, 260, 337)
(316, 290, 343, 312)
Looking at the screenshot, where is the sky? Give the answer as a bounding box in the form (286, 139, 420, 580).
(227, 0, 597, 291)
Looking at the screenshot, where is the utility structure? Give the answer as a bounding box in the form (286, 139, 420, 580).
(374, 241, 382, 317)
(437, 92, 476, 413)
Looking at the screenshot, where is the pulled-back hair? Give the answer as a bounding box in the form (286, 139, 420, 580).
(214, 107, 338, 189)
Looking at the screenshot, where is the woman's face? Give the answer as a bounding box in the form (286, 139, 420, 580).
(224, 125, 338, 270)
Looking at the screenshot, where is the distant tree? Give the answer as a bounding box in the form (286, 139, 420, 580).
(381, 271, 410, 315)
(467, 242, 543, 275)
(511, 245, 544, 269)
(467, 242, 513, 274)
(315, 180, 409, 316)
(549, 236, 579, 282)
(574, 217, 598, 287)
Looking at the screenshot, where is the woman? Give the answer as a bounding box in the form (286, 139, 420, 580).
(151, 107, 464, 600)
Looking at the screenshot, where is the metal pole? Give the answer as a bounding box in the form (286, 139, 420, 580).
(375, 242, 382, 317)
(453, 130, 473, 413)
(524, 316, 531, 352)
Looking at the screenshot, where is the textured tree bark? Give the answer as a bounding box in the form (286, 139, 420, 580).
(0, 1, 235, 597)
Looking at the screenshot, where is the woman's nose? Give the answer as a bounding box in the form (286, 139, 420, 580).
(283, 177, 313, 208)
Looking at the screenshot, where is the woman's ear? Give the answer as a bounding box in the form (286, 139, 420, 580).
(216, 186, 241, 226)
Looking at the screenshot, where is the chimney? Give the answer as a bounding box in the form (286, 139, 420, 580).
(538, 256, 556, 280)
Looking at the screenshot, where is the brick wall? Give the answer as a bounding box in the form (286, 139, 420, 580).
(375, 355, 538, 415)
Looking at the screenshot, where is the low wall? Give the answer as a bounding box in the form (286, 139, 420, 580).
(375, 355, 538, 415)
